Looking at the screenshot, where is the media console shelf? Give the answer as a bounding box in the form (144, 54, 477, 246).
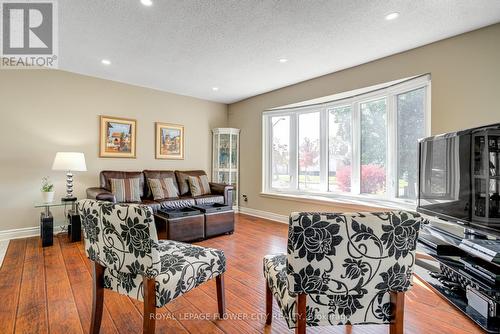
(472, 129, 500, 223)
(416, 219, 500, 333)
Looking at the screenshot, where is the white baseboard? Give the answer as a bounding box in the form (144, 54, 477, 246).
(0, 225, 66, 241)
(237, 206, 288, 224)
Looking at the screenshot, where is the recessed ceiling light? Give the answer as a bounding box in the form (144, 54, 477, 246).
(385, 12, 399, 21)
(140, 0, 153, 6)
(279, 58, 288, 63)
(212, 87, 219, 91)
(101, 59, 111, 65)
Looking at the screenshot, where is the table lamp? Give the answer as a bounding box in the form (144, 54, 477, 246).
(52, 152, 87, 202)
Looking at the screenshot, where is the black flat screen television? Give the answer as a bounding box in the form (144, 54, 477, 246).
(418, 131, 472, 223)
(417, 123, 500, 232)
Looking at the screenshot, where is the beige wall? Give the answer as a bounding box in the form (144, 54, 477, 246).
(0, 70, 227, 232)
(228, 23, 500, 216)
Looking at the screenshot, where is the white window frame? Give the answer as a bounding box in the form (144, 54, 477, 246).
(262, 75, 431, 205)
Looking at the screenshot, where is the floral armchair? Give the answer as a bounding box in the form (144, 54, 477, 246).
(77, 199, 226, 334)
(263, 211, 425, 334)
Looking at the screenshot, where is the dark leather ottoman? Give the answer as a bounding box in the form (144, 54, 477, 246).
(193, 203, 234, 237)
(154, 208, 204, 242)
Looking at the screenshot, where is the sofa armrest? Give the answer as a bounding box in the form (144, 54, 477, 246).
(209, 183, 234, 207)
(86, 187, 116, 203)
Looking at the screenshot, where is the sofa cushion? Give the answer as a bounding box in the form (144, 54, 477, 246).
(175, 170, 207, 196)
(141, 199, 161, 213)
(100, 171, 145, 197)
(148, 178, 179, 200)
(194, 195, 224, 206)
(158, 197, 196, 210)
(143, 170, 178, 198)
(109, 178, 141, 203)
(188, 175, 211, 196)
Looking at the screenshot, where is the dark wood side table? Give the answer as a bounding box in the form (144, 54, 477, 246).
(154, 207, 204, 242)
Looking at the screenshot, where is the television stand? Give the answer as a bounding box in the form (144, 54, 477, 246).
(416, 220, 500, 333)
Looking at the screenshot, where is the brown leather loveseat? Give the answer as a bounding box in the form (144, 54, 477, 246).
(86, 170, 234, 212)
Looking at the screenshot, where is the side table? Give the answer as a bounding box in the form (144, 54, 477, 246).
(34, 201, 82, 247)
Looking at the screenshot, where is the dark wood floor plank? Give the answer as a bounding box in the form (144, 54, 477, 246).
(0, 239, 26, 334)
(184, 284, 260, 334)
(130, 298, 189, 333)
(0, 214, 484, 334)
(44, 237, 83, 333)
(15, 237, 48, 334)
(58, 235, 118, 334)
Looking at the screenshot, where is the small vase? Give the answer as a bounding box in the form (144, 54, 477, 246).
(42, 191, 55, 203)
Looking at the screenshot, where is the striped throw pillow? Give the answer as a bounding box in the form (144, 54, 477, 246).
(187, 175, 211, 197)
(109, 178, 141, 203)
(148, 178, 179, 200)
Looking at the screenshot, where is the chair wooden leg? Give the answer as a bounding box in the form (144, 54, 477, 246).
(265, 282, 272, 325)
(295, 293, 306, 334)
(216, 274, 226, 318)
(143, 276, 156, 334)
(390, 291, 405, 334)
(90, 261, 105, 334)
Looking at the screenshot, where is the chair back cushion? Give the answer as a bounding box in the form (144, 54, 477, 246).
(286, 211, 424, 324)
(77, 199, 160, 278)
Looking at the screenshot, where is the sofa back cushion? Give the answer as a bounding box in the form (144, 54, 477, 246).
(100, 171, 145, 198)
(175, 170, 208, 196)
(143, 170, 178, 198)
(188, 175, 211, 196)
(110, 178, 142, 203)
(148, 178, 179, 200)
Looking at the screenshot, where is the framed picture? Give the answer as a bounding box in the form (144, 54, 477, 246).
(156, 122, 184, 160)
(99, 115, 137, 158)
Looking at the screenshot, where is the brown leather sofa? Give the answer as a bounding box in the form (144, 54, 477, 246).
(86, 170, 234, 212)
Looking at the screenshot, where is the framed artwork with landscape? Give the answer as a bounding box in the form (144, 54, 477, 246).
(156, 122, 184, 159)
(99, 115, 137, 158)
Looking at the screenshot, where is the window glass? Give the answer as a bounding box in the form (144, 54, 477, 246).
(264, 76, 429, 203)
(299, 112, 320, 191)
(360, 98, 387, 195)
(271, 116, 290, 188)
(397, 87, 426, 199)
(329, 106, 352, 192)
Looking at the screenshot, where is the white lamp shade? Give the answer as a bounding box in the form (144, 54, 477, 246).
(52, 152, 87, 171)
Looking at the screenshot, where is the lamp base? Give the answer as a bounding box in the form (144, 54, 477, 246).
(61, 197, 77, 202)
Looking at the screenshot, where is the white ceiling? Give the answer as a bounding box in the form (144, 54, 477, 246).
(58, 0, 500, 104)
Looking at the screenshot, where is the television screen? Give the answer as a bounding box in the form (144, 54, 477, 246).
(418, 133, 471, 222)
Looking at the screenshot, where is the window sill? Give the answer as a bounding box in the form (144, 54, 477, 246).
(259, 191, 417, 212)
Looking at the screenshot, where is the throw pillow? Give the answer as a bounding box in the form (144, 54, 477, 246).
(109, 178, 141, 202)
(148, 178, 179, 200)
(187, 175, 211, 196)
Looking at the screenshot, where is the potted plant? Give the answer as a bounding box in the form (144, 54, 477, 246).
(41, 177, 55, 203)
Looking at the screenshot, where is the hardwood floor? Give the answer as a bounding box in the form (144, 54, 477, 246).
(0, 213, 482, 334)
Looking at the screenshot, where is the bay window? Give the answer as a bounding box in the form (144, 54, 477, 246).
(263, 75, 430, 204)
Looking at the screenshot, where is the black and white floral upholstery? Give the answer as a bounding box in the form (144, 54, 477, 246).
(77, 199, 226, 307)
(263, 211, 425, 328)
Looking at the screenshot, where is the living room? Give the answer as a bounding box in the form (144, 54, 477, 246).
(1, 1, 500, 333)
